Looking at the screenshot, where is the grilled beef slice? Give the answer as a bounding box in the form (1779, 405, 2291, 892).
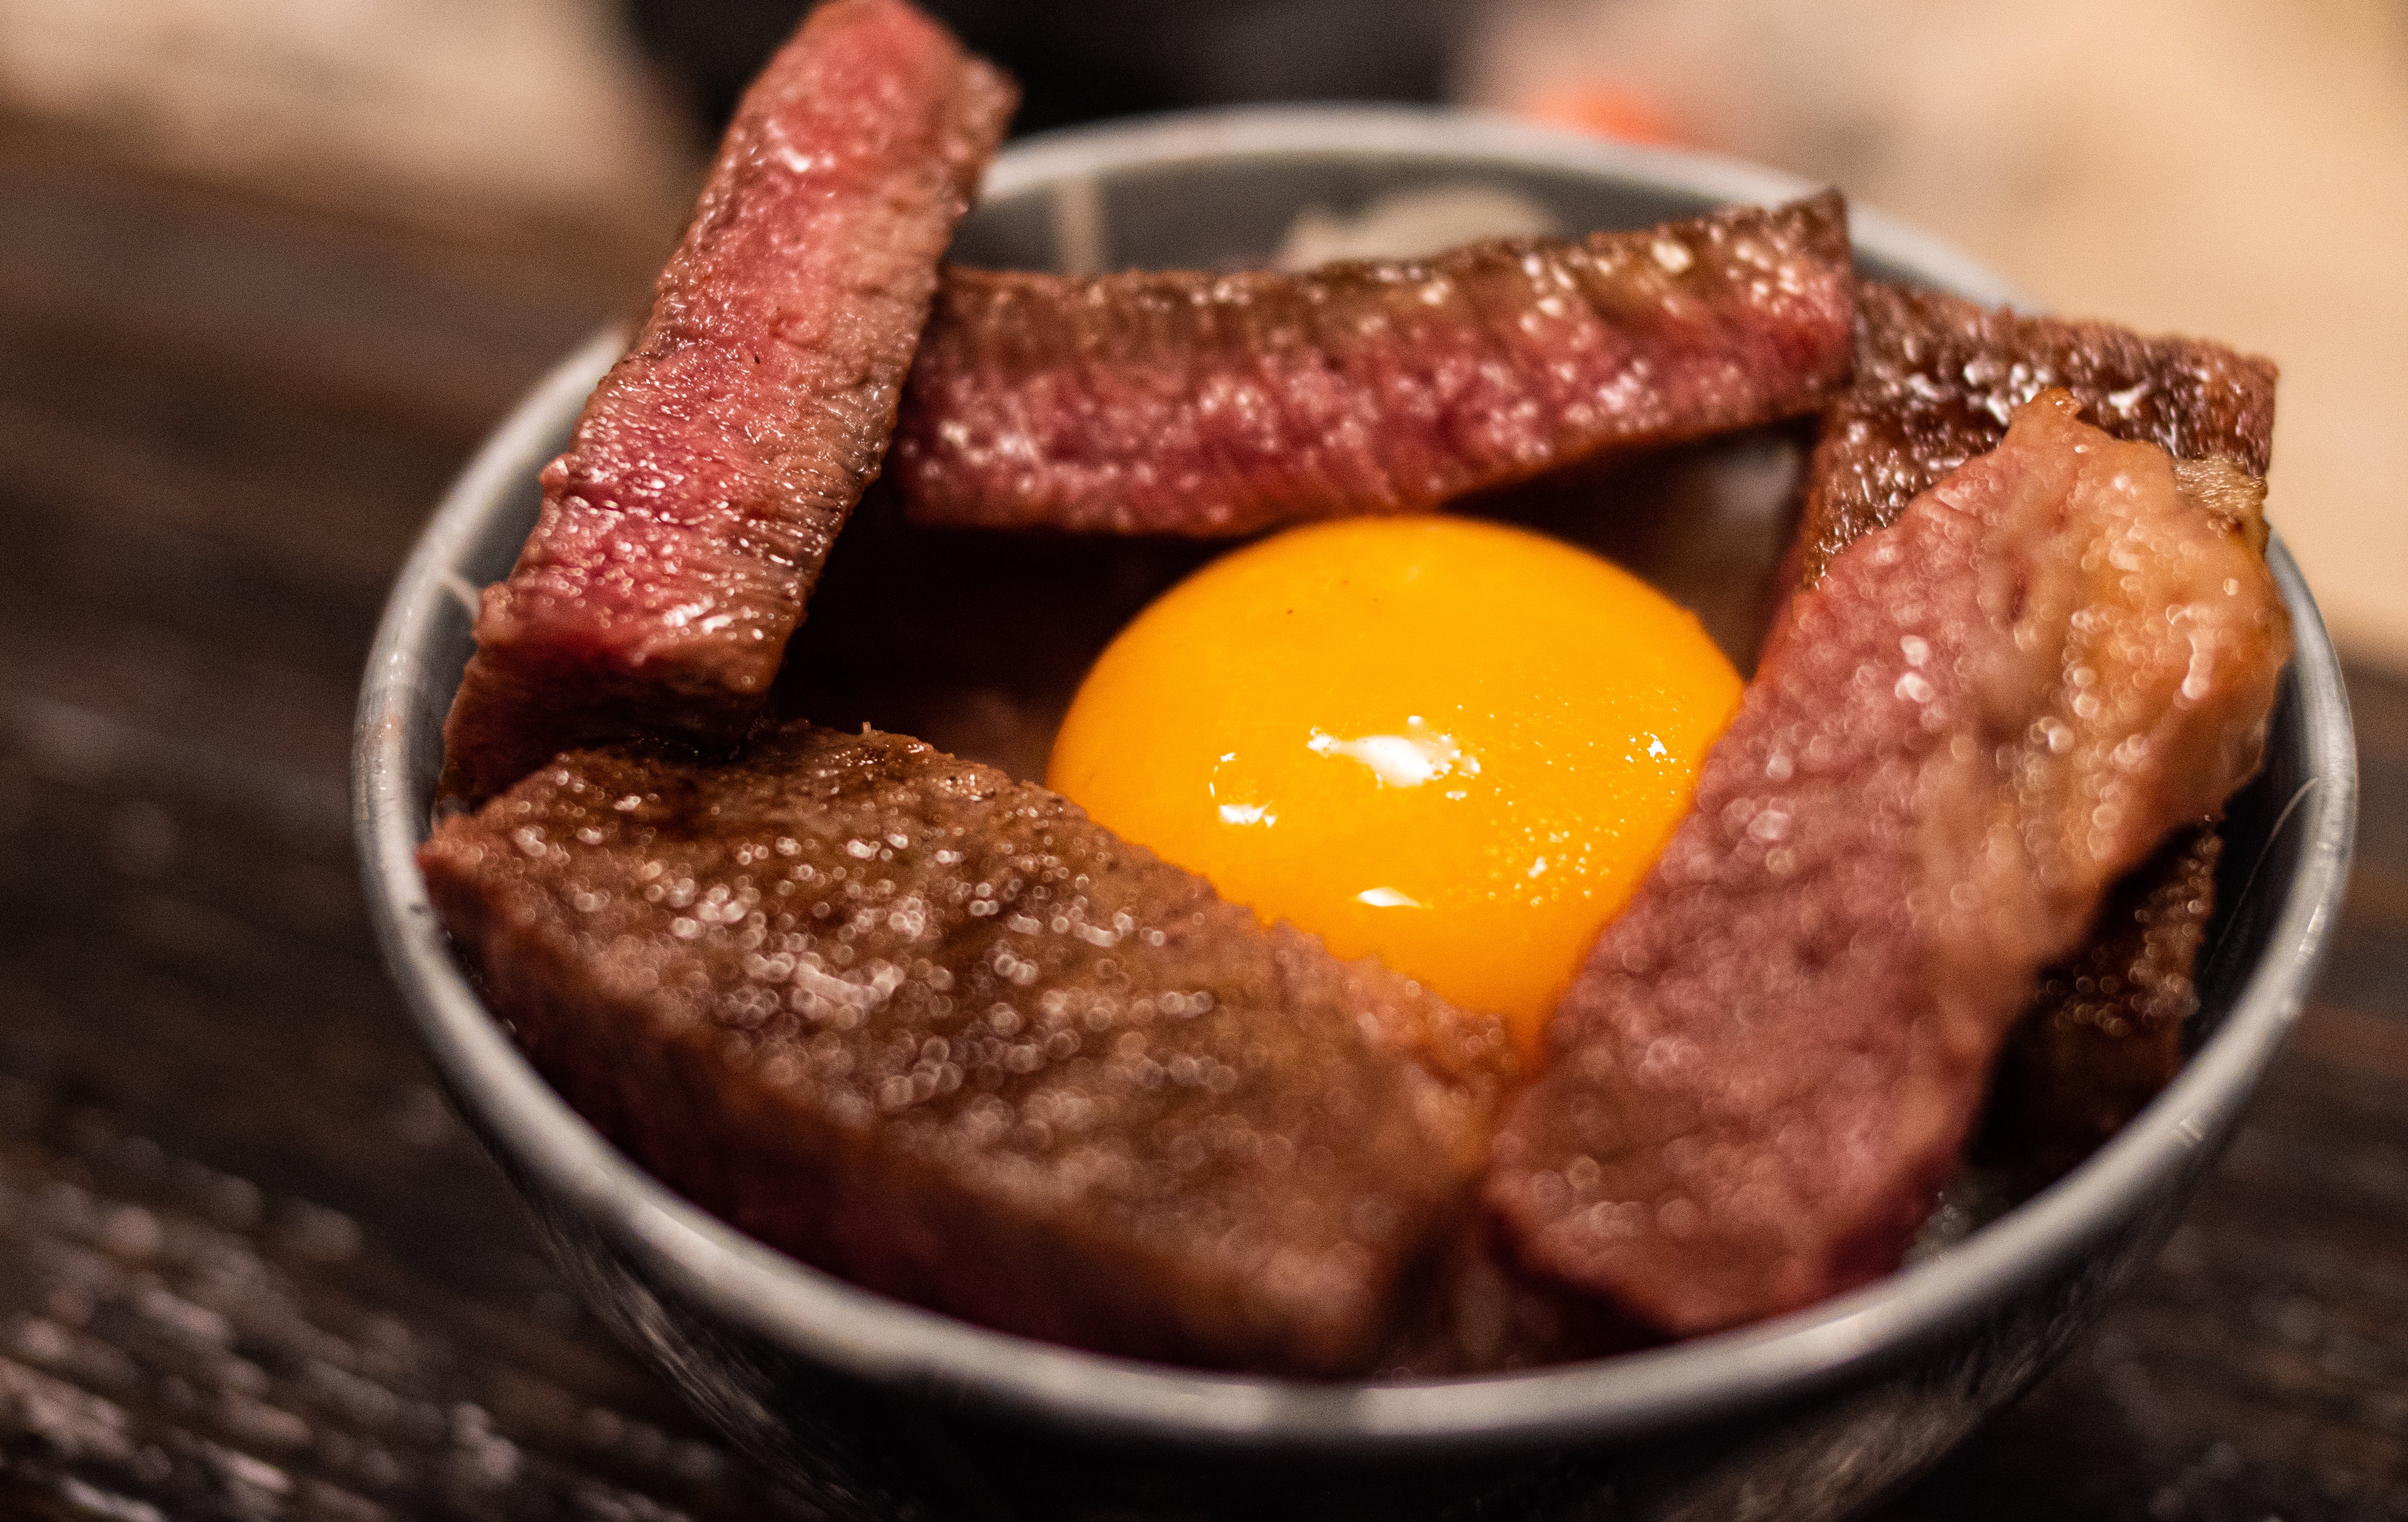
(1983, 826, 2223, 1170)
(892, 194, 1856, 536)
(1487, 391, 2289, 1335)
(1798, 283, 2279, 1163)
(1788, 282, 2277, 588)
(440, 0, 1015, 800)
(420, 724, 1517, 1376)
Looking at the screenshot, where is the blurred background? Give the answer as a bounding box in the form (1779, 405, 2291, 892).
(0, 2, 2402, 1519)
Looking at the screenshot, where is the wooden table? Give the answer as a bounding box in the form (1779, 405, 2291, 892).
(2, 132, 2402, 1522)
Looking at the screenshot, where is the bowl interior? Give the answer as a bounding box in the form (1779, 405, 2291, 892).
(356, 106, 2356, 1451)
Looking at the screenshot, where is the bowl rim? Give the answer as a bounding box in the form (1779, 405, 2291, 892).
(354, 104, 2358, 1456)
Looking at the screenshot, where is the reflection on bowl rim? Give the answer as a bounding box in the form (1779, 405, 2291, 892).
(353, 104, 2357, 1456)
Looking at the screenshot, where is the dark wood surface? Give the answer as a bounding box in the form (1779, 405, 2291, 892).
(2, 131, 2403, 1522)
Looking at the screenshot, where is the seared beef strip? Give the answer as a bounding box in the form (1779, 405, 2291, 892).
(1488, 392, 2289, 1335)
(1798, 283, 2279, 1163)
(893, 194, 1856, 536)
(1983, 828, 2223, 1170)
(440, 0, 1015, 800)
(421, 724, 1516, 1376)
(1787, 282, 2277, 589)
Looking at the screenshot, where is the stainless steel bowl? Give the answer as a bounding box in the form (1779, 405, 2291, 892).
(354, 106, 2357, 1522)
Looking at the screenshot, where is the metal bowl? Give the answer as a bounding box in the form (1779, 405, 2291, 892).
(354, 106, 2356, 1522)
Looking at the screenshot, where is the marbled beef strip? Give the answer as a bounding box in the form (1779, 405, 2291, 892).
(1487, 392, 2288, 1335)
(892, 194, 1856, 536)
(1797, 283, 2279, 1166)
(421, 724, 1517, 1376)
(440, 0, 1015, 800)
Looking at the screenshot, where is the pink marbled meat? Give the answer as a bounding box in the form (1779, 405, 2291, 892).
(441, 0, 1015, 799)
(1487, 391, 2289, 1335)
(892, 193, 1856, 536)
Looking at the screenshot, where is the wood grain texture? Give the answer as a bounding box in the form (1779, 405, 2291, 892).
(0, 137, 2401, 1520)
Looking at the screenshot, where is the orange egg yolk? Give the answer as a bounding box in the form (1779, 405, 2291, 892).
(1047, 516, 1743, 1054)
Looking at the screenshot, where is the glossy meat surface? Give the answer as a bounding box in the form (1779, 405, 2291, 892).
(1788, 281, 2277, 588)
(1488, 392, 2289, 1334)
(420, 724, 1515, 1375)
(1797, 284, 2280, 1162)
(1985, 824, 2223, 1170)
(441, 0, 1014, 799)
(893, 194, 1856, 536)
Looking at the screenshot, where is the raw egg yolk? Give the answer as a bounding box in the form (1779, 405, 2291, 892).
(1047, 516, 1742, 1054)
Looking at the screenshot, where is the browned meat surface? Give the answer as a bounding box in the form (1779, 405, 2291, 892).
(893, 194, 1857, 536)
(420, 723, 1516, 1376)
(439, 0, 1015, 800)
(1983, 826, 2223, 1171)
(1378, 1223, 1652, 1376)
(1487, 392, 2289, 1335)
(1797, 283, 2280, 1163)
(1787, 281, 2277, 589)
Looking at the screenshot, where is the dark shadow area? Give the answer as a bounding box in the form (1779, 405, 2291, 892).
(623, 0, 1461, 137)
